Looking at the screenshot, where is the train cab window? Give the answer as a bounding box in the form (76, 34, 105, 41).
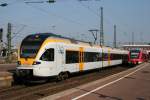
(40, 48, 54, 61)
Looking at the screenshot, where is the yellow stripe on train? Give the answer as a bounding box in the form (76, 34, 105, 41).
(79, 47, 84, 71)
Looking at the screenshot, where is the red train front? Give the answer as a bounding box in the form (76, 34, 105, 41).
(128, 49, 148, 65)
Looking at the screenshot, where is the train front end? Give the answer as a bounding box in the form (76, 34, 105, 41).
(16, 34, 49, 79)
(128, 50, 141, 65)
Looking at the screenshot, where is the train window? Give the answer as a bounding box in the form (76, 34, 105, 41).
(84, 52, 102, 62)
(103, 53, 108, 61)
(66, 51, 79, 64)
(111, 54, 123, 60)
(40, 48, 54, 61)
(20, 46, 39, 58)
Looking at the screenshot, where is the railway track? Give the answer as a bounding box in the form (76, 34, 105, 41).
(0, 65, 131, 100)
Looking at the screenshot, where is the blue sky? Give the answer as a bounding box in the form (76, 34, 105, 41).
(0, 0, 150, 47)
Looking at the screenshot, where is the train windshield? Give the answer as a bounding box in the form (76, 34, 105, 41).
(20, 34, 49, 58)
(130, 50, 140, 59)
(20, 45, 40, 58)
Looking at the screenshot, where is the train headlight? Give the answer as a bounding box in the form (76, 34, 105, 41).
(32, 61, 41, 65)
(17, 61, 21, 65)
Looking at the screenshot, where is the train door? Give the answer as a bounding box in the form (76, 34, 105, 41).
(102, 48, 108, 67)
(101, 47, 104, 68)
(57, 43, 65, 72)
(34, 44, 57, 76)
(99, 47, 103, 68)
(108, 48, 111, 66)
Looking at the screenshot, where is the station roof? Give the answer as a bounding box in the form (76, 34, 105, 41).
(123, 45, 150, 47)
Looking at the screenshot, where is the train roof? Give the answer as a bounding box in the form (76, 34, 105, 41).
(27, 32, 95, 46)
(34, 33, 90, 43)
(26, 33, 128, 52)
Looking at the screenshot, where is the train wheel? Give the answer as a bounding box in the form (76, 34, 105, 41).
(56, 72, 69, 81)
(57, 73, 65, 81)
(64, 72, 69, 80)
(56, 74, 61, 81)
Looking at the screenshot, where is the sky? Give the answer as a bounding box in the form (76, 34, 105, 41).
(0, 0, 150, 47)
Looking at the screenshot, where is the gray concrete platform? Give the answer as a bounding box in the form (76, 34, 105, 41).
(40, 63, 150, 100)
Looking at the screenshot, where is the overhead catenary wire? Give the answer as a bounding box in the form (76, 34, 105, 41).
(24, 3, 92, 29)
(5, 0, 94, 43)
(0, 0, 93, 41)
(77, 0, 100, 17)
(1, 0, 146, 47)
(11, 25, 27, 39)
(78, 0, 115, 27)
(1, 0, 101, 37)
(78, 0, 136, 46)
(0, 0, 22, 6)
(77, 0, 131, 31)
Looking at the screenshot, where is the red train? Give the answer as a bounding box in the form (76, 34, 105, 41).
(128, 49, 148, 65)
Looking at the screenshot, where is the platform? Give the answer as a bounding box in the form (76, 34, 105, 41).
(40, 63, 150, 100)
(0, 63, 17, 72)
(0, 72, 13, 88)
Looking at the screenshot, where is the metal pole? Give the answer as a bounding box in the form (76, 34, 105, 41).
(100, 7, 104, 46)
(100, 7, 104, 69)
(140, 32, 143, 44)
(89, 29, 99, 44)
(114, 24, 116, 48)
(132, 32, 134, 45)
(0, 28, 3, 42)
(7, 23, 11, 59)
(0, 28, 3, 51)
